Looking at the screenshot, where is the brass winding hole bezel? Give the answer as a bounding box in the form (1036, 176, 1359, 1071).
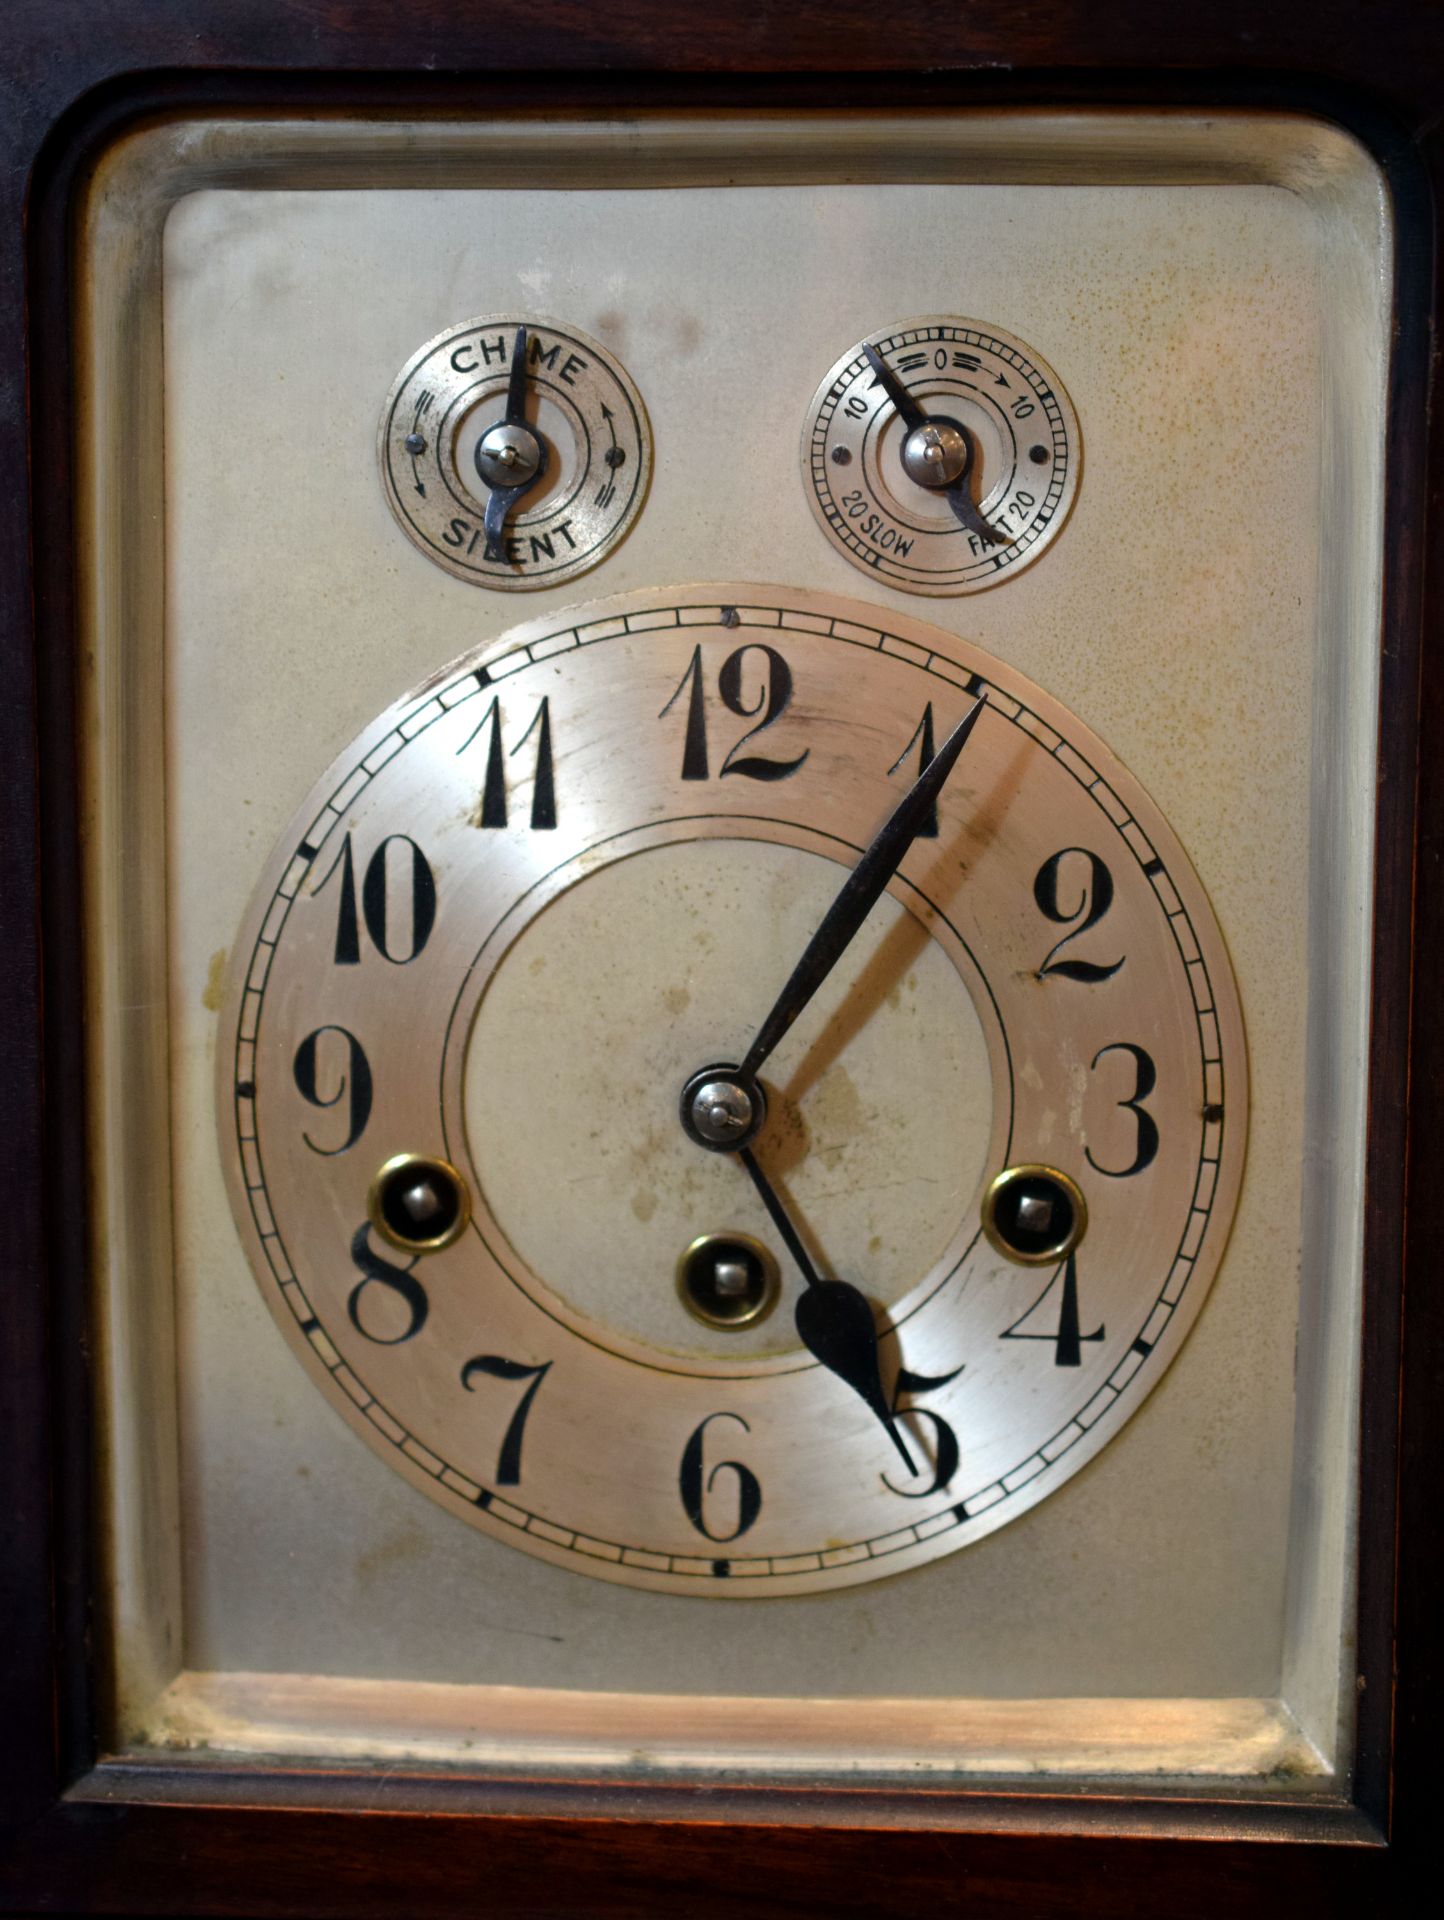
(675, 1231, 782, 1330)
(980, 1163, 1088, 1267)
(368, 1152, 472, 1255)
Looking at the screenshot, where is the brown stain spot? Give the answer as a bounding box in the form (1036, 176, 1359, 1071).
(201, 947, 227, 1012)
(810, 1064, 866, 1170)
(631, 1188, 659, 1223)
(662, 984, 691, 1017)
(355, 1521, 425, 1590)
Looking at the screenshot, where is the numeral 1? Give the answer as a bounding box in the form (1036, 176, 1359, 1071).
(888, 704, 940, 836)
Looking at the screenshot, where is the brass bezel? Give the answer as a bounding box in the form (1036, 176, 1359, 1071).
(675, 1230, 781, 1330)
(980, 1164, 1089, 1267)
(368, 1152, 471, 1255)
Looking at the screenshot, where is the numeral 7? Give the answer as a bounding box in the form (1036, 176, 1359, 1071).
(460, 1355, 552, 1485)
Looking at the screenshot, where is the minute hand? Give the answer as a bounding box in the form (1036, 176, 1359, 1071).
(737, 694, 985, 1083)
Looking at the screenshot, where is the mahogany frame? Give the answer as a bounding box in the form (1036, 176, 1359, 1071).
(1, 4, 1438, 1912)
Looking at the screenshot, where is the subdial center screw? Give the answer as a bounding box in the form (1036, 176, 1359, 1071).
(476, 420, 543, 488)
(901, 420, 970, 489)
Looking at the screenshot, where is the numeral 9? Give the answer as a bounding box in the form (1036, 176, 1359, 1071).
(293, 1025, 372, 1154)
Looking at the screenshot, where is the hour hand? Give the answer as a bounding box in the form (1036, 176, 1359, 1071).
(739, 1147, 914, 1473)
(476, 325, 548, 563)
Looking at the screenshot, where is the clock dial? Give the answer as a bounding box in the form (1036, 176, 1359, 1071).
(803, 318, 1080, 594)
(379, 313, 651, 589)
(217, 583, 1245, 1597)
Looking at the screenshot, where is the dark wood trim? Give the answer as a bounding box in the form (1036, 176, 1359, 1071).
(0, 1787, 1399, 1920)
(62, 1755, 1383, 1830)
(1343, 78, 1437, 1849)
(4, 4, 1442, 1911)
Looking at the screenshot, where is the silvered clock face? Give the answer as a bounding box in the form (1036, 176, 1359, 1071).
(217, 582, 1246, 1597)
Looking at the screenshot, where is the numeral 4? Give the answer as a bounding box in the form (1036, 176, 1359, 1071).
(1002, 1251, 1103, 1367)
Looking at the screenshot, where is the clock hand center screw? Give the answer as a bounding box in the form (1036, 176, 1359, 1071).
(679, 1066, 767, 1151)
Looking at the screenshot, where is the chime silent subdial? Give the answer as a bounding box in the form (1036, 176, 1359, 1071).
(380, 313, 651, 590)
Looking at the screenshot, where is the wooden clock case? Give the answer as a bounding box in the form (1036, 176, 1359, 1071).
(2, 3, 1440, 1912)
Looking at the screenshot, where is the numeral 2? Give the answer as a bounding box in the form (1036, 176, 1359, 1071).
(1033, 848, 1123, 982)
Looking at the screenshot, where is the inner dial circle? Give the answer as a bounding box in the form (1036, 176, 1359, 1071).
(463, 836, 993, 1363)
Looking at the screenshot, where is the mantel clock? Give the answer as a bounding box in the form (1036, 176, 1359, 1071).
(2, 6, 1439, 1914)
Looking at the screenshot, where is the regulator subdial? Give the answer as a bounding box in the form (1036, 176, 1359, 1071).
(802, 317, 1080, 596)
(380, 313, 651, 591)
